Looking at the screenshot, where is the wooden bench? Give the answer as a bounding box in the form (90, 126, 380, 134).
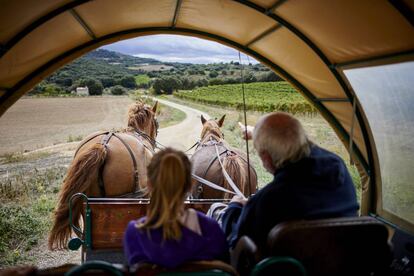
(231, 216, 392, 276)
(68, 193, 229, 264)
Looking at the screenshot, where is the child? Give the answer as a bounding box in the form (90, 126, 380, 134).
(123, 148, 228, 268)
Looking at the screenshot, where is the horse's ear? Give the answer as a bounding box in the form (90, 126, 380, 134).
(217, 115, 226, 127)
(201, 115, 207, 125)
(152, 101, 158, 113)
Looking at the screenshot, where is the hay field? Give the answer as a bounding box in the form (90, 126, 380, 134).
(0, 96, 134, 155)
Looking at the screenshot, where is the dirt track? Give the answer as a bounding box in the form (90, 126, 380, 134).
(155, 97, 210, 151)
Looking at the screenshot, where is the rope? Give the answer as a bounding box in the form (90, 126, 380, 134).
(238, 52, 252, 196)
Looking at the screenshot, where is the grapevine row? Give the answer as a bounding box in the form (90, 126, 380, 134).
(174, 82, 316, 114)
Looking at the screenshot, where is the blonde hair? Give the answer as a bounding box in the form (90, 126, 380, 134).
(137, 148, 192, 240)
(253, 112, 311, 169)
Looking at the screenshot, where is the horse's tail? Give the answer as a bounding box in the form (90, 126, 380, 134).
(222, 154, 247, 199)
(48, 143, 107, 250)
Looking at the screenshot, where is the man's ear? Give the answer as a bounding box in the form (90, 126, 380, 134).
(259, 150, 276, 174)
(217, 115, 226, 127)
(201, 115, 207, 125)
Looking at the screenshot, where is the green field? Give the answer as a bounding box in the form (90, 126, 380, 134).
(134, 74, 150, 86)
(174, 82, 316, 114)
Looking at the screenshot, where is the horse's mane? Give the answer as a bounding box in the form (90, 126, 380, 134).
(127, 101, 154, 131)
(200, 121, 223, 142)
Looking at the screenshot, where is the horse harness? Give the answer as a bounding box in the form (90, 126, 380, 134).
(193, 137, 256, 199)
(74, 131, 155, 198)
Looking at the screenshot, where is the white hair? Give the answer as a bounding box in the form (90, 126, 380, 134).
(253, 112, 311, 169)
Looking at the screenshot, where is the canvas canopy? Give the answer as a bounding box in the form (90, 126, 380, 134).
(0, 0, 413, 233)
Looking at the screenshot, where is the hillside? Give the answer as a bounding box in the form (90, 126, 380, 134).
(84, 48, 159, 65)
(32, 48, 281, 96)
(46, 49, 160, 86)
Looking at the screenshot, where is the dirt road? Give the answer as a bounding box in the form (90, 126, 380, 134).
(155, 97, 210, 152)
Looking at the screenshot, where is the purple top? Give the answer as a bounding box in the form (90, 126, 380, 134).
(123, 211, 228, 268)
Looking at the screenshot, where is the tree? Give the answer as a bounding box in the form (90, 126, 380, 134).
(55, 77, 73, 87)
(196, 78, 208, 87)
(111, 85, 127, 95)
(209, 71, 219, 78)
(259, 71, 283, 82)
(152, 77, 182, 94)
(180, 77, 196, 90)
(120, 75, 137, 88)
(244, 72, 257, 83)
(28, 81, 65, 95)
(187, 69, 197, 75)
(100, 78, 115, 88)
(79, 78, 103, 95)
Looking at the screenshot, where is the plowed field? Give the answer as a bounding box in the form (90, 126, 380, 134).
(0, 96, 134, 155)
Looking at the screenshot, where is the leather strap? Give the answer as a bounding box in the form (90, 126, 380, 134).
(98, 132, 114, 197)
(193, 148, 227, 199)
(73, 131, 109, 158)
(113, 133, 139, 193)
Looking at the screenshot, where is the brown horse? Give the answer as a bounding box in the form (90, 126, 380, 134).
(191, 115, 257, 199)
(48, 101, 158, 250)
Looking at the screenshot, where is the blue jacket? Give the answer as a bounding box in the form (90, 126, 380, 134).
(221, 145, 359, 251)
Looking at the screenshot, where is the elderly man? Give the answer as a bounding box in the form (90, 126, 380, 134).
(221, 112, 359, 253)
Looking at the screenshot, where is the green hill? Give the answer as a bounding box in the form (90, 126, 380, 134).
(32, 48, 281, 96)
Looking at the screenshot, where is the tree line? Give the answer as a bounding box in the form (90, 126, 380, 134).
(28, 49, 283, 96)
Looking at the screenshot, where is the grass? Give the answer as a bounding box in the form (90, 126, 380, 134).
(134, 74, 150, 86)
(67, 135, 83, 143)
(0, 152, 53, 165)
(0, 166, 66, 266)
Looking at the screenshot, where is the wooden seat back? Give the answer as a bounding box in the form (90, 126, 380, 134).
(266, 216, 392, 276)
(83, 198, 228, 250)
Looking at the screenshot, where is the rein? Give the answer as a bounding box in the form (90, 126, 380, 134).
(192, 136, 247, 198)
(192, 174, 236, 195)
(214, 140, 246, 199)
(131, 130, 156, 153)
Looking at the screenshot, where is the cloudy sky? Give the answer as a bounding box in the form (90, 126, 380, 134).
(102, 34, 257, 64)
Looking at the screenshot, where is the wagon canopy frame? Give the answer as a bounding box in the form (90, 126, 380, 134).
(0, 0, 413, 233)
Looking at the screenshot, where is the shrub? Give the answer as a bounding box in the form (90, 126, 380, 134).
(111, 85, 127, 95)
(152, 77, 182, 94)
(100, 77, 115, 88)
(0, 205, 44, 265)
(120, 75, 137, 88)
(209, 71, 219, 78)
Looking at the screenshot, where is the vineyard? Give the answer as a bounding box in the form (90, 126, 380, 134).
(174, 82, 316, 114)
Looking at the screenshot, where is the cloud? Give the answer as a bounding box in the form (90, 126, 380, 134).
(101, 35, 257, 64)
